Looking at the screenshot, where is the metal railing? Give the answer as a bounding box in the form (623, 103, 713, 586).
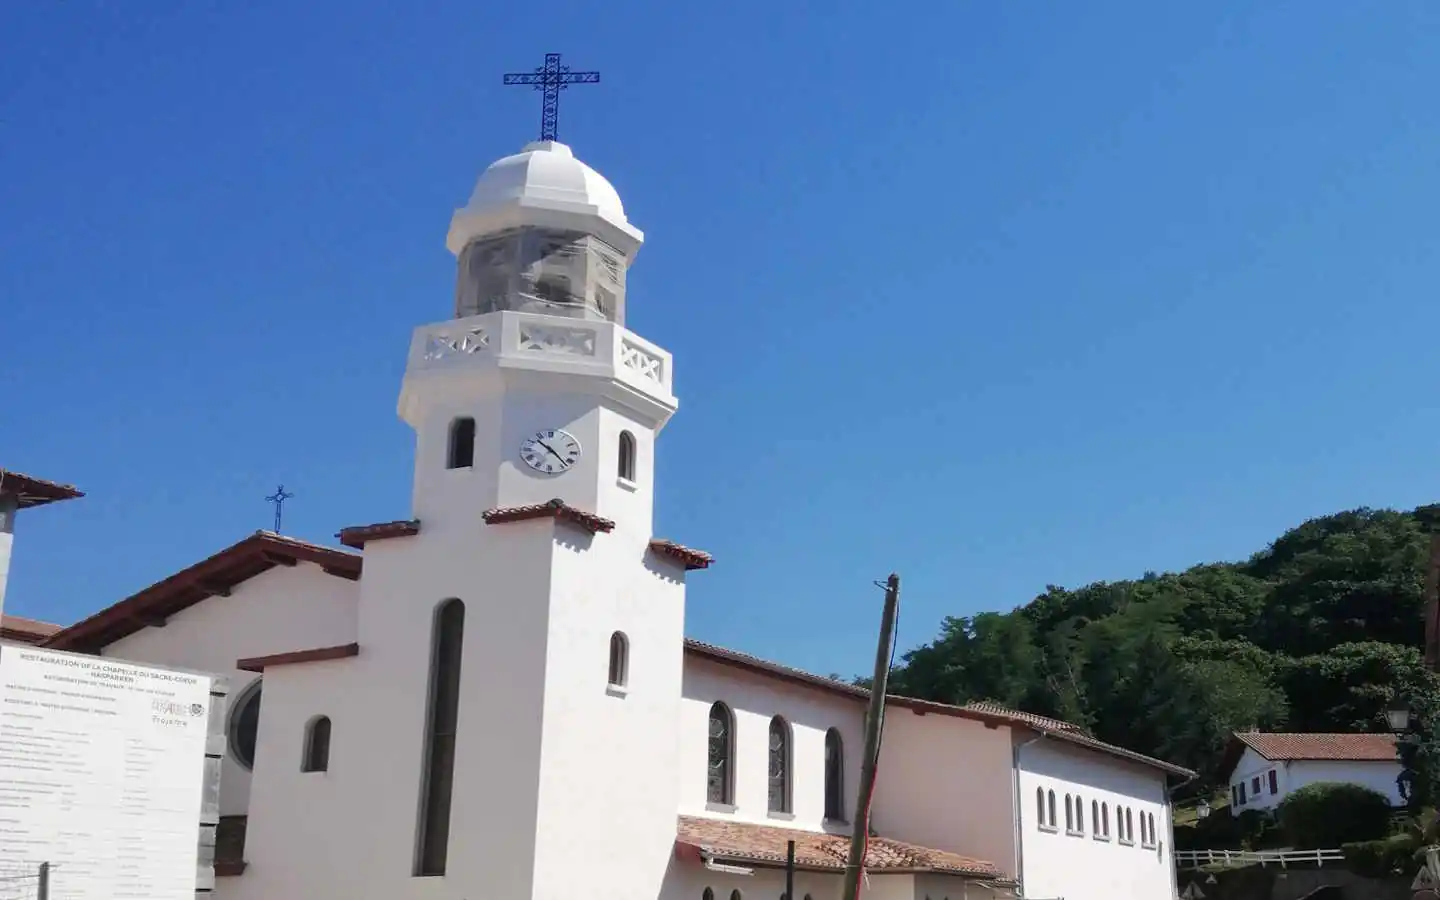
(1174, 848, 1345, 869)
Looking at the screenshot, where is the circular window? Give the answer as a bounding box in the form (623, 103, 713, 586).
(229, 679, 262, 771)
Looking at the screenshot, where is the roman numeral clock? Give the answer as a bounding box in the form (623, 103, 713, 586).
(519, 429, 582, 475)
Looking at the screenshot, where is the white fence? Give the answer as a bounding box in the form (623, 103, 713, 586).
(1174, 848, 1345, 869)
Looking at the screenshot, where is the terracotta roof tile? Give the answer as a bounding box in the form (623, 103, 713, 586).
(649, 539, 713, 570)
(961, 701, 1083, 733)
(0, 469, 83, 509)
(0, 615, 62, 644)
(337, 519, 421, 549)
(675, 816, 1003, 879)
(1236, 732, 1398, 762)
(482, 499, 615, 534)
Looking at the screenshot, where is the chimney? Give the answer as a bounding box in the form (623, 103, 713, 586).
(0, 470, 83, 627)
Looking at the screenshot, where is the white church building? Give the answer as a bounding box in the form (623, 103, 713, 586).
(3, 134, 1193, 900)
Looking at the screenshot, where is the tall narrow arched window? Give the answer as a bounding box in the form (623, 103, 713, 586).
(707, 702, 735, 806)
(1047, 790, 1057, 828)
(1148, 812, 1157, 845)
(1075, 796, 1084, 833)
(447, 417, 476, 469)
(1102, 803, 1110, 837)
(415, 598, 465, 876)
(768, 717, 791, 814)
(618, 430, 637, 482)
(703, 890, 714, 900)
(1091, 800, 1100, 837)
(301, 715, 331, 773)
(1036, 787, 1045, 824)
(607, 631, 629, 688)
(1064, 795, 1073, 832)
(824, 728, 846, 821)
(1125, 807, 1134, 843)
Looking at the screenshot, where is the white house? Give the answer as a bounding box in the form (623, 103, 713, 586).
(1220, 732, 1403, 814)
(8, 134, 1193, 900)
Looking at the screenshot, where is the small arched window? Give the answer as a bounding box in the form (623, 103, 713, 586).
(301, 715, 331, 773)
(707, 702, 735, 806)
(1036, 787, 1045, 824)
(730, 891, 742, 900)
(1149, 812, 1157, 845)
(447, 417, 476, 469)
(1102, 803, 1111, 837)
(1047, 790, 1057, 828)
(618, 430, 637, 482)
(1075, 795, 1084, 833)
(1091, 800, 1100, 837)
(1064, 794, 1073, 832)
(824, 728, 846, 821)
(1124, 807, 1134, 843)
(703, 890, 714, 900)
(768, 717, 791, 813)
(607, 631, 629, 688)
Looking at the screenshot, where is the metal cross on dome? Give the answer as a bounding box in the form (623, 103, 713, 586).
(265, 484, 294, 533)
(503, 53, 600, 143)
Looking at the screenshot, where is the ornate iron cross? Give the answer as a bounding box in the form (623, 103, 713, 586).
(265, 484, 294, 533)
(503, 53, 600, 142)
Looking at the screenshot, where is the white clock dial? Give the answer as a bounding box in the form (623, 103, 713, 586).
(519, 429, 582, 475)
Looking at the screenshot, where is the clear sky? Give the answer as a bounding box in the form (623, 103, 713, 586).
(4, 2, 1439, 678)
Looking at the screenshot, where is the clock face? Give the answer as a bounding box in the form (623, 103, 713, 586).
(519, 429, 582, 475)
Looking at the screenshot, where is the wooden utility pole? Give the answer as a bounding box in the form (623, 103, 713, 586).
(840, 574, 900, 900)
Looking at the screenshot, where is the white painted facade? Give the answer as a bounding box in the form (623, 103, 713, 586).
(23, 139, 1189, 900)
(1226, 746, 1404, 814)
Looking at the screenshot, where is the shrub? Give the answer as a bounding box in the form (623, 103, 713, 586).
(1279, 782, 1393, 849)
(1341, 832, 1420, 878)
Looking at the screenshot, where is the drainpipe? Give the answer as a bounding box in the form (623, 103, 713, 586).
(1012, 732, 1046, 896)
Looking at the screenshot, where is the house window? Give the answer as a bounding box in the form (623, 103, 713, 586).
(824, 728, 846, 821)
(707, 702, 735, 806)
(607, 631, 629, 688)
(618, 431, 637, 482)
(1123, 807, 1135, 844)
(1047, 790, 1057, 829)
(1146, 812, 1157, 847)
(1036, 788, 1046, 826)
(1239, 782, 1247, 804)
(1075, 796, 1084, 834)
(1231, 784, 1239, 806)
(1251, 776, 1261, 795)
(768, 717, 791, 813)
(301, 715, 331, 773)
(1092, 800, 1107, 840)
(415, 598, 465, 876)
(447, 417, 475, 469)
(1064, 795, 1074, 832)
(1268, 770, 1278, 795)
(229, 678, 262, 771)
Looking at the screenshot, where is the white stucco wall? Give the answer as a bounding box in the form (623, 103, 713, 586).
(871, 708, 1017, 879)
(1016, 738, 1174, 900)
(679, 655, 864, 834)
(1227, 749, 1404, 814)
(664, 865, 917, 900)
(100, 561, 359, 817)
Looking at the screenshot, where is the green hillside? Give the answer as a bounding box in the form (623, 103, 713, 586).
(887, 507, 1440, 790)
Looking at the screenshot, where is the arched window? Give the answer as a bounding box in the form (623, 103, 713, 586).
(1047, 790, 1056, 829)
(1148, 812, 1157, 845)
(229, 678, 262, 771)
(1036, 787, 1045, 824)
(301, 715, 331, 773)
(1064, 794, 1073, 832)
(768, 717, 791, 813)
(447, 417, 475, 469)
(1102, 803, 1110, 837)
(707, 702, 735, 806)
(1125, 807, 1134, 843)
(824, 728, 846, 821)
(730, 891, 742, 900)
(1091, 800, 1100, 836)
(607, 631, 629, 688)
(1075, 795, 1084, 833)
(415, 598, 465, 876)
(703, 890, 714, 900)
(618, 430, 637, 482)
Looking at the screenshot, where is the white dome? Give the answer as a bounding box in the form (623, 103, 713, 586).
(447, 141, 642, 257)
(466, 141, 626, 221)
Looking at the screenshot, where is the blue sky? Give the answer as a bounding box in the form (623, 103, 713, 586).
(4, 2, 1440, 678)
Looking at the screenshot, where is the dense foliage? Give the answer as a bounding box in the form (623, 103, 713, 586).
(1278, 782, 1393, 848)
(886, 507, 1440, 794)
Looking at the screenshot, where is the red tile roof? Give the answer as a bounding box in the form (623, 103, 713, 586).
(0, 615, 61, 644)
(1232, 732, 1399, 764)
(649, 539, 713, 570)
(337, 519, 421, 549)
(675, 816, 1003, 879)
(0, 469, 83, 509)
(482, 499, 615, 535)
(44, 532, 360, 653)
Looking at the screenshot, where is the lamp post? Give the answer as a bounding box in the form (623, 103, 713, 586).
(1195, 799, 1211, 821)
(1388, 700, 1414, 734)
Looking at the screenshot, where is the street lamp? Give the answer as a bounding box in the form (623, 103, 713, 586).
(1195, 799, 1211, 820)
(1388, 700, 1414, 734)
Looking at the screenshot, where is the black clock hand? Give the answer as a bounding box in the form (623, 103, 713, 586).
(536, 439, 569, 467)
